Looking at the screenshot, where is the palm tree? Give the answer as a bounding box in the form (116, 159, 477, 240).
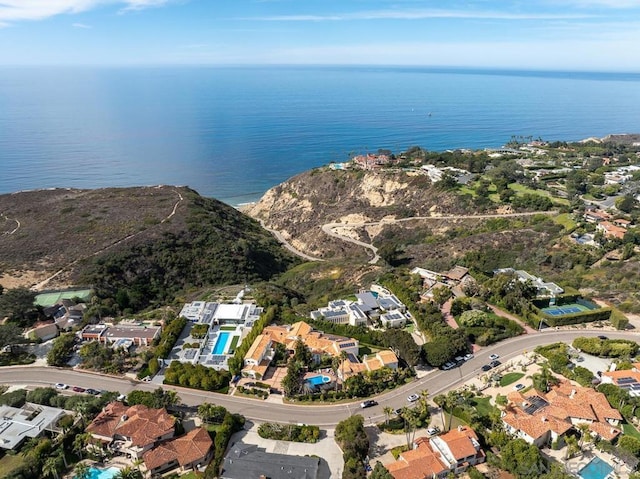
(383, 406, 393, 425)
(73, 432, 91, 460)
(42, 455, 63, 479)
(75, 463, 91, 479)
(114, 466, 143, 479)
(404, 408, 419, 449)
(577, 422, 592, 451)
(433, 394, 446, 430)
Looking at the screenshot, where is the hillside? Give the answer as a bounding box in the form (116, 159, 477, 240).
(0, 186, 296, 309)
(246, 168, 480, 260)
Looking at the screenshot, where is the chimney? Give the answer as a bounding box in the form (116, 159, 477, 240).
(570, 389, 576, 399)
(541, 416, 547, 422)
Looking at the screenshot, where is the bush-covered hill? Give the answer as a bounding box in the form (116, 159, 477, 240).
(0, 186, 296, 311)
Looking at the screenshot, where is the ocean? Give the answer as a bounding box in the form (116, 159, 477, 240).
(1, 65, 639, 205)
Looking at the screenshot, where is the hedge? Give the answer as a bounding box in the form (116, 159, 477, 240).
(534, 306, 612, 326)
(572, 337, 639, 358)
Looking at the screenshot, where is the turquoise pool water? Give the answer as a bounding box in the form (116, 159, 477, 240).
(306, 375, 331, 386)
(76, 466, 120, 479)
(578, 457, 613, 479)
(212, 331, 230, 354)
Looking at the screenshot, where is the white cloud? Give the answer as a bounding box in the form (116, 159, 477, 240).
(0, 0, 171, 24)
(248, 9, 594, 22)
(72, 22, 92, 28)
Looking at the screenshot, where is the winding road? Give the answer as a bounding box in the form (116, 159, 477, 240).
(1, 329, 630, 426)
(267, 210, 558, 265)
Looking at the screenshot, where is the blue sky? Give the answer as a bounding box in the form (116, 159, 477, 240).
(1, 1, 639, 70)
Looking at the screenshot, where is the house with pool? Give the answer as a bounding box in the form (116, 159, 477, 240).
(87, 402, 213, 476)
(241, 321, 361, 380)
(173, 300, 263, 370)
(241, 320, 398, 387)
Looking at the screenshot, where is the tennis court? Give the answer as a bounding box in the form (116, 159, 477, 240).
(541, 303, 590, 316)
(35, 289, 93, 307)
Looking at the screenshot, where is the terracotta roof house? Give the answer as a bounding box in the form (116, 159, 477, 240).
(241, 321, 359, 379)
(386, 426, 485, 479)
(502, 380, 622, 447)
(597, 221, 626, 240)
(143, 427, 213, 476)
(87, 402, 176, 458)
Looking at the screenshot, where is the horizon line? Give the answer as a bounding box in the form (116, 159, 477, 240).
(0, 63, 639, 75)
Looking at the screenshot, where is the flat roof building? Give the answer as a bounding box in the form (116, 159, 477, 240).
(0, 403, 67, 450)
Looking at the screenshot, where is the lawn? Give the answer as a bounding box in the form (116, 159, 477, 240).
(553, 213, 577, 230)
(0, 452, 26, 477)
(500, 372, 525, 387)
(469, 396, 495, 417)
(220, 326, 236, 331)
(623, 422, 640, 440)
(403, 322, 415, 334)
(179, 472, 203, 479)
(228, 335, 240, 352)
(508, 183, 570, 206)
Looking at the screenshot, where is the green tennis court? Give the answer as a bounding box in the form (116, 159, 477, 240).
(35, 289, 93, 307)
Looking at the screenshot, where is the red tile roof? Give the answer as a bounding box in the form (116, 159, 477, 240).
(87, 402, 175, 449)
(143, 427, 212, 471)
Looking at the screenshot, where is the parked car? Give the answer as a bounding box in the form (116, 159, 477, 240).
(513, 383, 525, 391)
(454, 356, 465, 364)
(427, 427, 440, 436)
(489, 354, 500, 361)
(598, 335, 608, 340)
(441, 362, 456, 370)
(490, 360, 501, 368)
(481, 364, 492, 372)
(85, 388, 101, 395)
(463, 353, 474, 361)
(395, 408, 403, 415)
(360, 400, 377, 409)
(55, 383, 68, 390)
(575, 356, 584, 362)
(407, 393, 419, 402)
(72, 386, 86, 393)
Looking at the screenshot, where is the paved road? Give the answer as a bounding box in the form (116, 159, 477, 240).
(1, 330, 632, 426)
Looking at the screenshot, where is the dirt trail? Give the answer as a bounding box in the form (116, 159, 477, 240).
(32, 188, 185, 291)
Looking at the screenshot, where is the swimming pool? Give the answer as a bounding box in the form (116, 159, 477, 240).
(212, 332, 230, 354)
(306, 375, 331, 386)
(578, 457, 614, 479)
(76, 466, 120, 479)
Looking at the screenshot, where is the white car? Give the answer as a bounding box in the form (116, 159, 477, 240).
(427, 427, 440, 436)
(407, 393, 419, 402)
(513, 383, 525, 391)
(55, 383, 68, 390)
(489, 354, 500, 361)
(463, 353, 474, 361)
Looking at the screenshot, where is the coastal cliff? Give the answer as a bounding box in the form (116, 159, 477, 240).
(246, 167, 481, 260)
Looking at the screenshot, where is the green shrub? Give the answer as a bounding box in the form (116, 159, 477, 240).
(257, 423, 320, 443)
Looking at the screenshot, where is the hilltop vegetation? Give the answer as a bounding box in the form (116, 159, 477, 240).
(0, 186, 297, 313)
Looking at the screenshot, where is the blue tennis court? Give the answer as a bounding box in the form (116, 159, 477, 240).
(541, 303, 589, 316)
